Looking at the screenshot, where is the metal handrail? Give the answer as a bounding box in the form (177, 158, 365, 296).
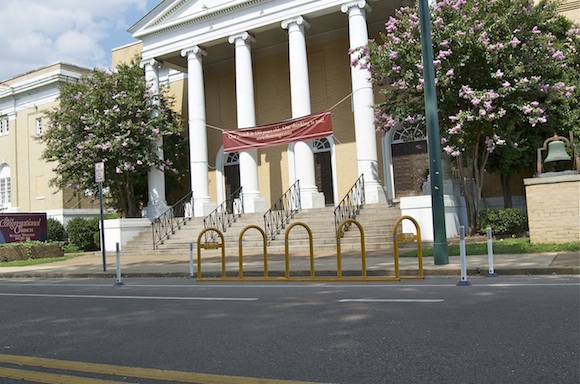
(203, 186, 243, 242)
(263, 180, 301, 243)
(334, 174, 365, 237)
(152, 191, 194, 249)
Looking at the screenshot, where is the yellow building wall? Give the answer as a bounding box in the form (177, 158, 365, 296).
(4, 69, 99, 214)
(112, 42, 143, 66)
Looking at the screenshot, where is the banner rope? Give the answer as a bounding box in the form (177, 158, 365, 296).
(205, 92, 352, 132)
(328, 92, 352, 111)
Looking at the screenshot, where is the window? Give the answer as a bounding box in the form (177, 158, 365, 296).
(36, 117, 42, 136)
(0, 165, 11, 208)
(0, 116, 6, 136)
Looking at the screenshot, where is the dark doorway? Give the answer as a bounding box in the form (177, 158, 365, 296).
(224, 153, 241, 213)
(314, 151, 334, 205)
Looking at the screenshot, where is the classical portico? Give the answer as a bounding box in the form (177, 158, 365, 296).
(129, 0, 403, 217)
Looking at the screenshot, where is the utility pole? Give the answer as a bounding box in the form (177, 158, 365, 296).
(418, 0, 449, 265)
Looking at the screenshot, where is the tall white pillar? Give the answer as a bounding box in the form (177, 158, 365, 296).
(141, 59, 169, 219)
(282, 16, 325, 209)
(342, 1, 387, 204)
(181, 46, 216, 216)
(228, 32, 267, 213)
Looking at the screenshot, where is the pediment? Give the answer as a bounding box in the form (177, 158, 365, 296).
(129, 0, 260, 38)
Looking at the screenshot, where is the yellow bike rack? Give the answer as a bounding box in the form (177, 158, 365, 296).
(284, 222, 314, 279)
(392, 216, 424, 280)
(336, 219, 366, 279)
(238, 225, 268, 278)
(196, 228, 225, 280)
(336, 219, 399, 281)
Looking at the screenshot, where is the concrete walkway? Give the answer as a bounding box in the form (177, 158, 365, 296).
(0, 248, 578, 279)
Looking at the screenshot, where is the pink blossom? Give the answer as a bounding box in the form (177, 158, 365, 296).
(552, 50, 565, 60)
(510, 37, 521, 48)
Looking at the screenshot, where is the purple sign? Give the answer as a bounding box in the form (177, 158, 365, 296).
(0, 213, 48, 244)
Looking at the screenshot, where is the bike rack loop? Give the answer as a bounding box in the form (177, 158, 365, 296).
(238, 225, 268, 278)
(335, 219, 366, 279)
(284, 222, 314, 279)
(392, 215, 424, 280)
(196, 228, 226, 280)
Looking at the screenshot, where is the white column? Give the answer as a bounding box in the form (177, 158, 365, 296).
(342, 1, 387, 204)
(282, 16, 325, 209)
(228, 32, 267, 213)
(181, 46, 216, 216)
(141, 59, 169, 219)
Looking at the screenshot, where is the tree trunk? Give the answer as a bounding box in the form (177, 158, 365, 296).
(124, 177, 137, 218)
(116, 184, 129, 218)
(501, 173, 513, 208)
(457, 158, 478, 235)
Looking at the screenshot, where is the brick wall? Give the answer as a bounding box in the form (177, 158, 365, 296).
(524, 174, 580, 243)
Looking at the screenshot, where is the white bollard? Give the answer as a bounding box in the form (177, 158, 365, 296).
(188, 242, 195, 279)
(486, 227, 497, 277)
(457, 226, 471, 286)
(115, 242, 124, 286)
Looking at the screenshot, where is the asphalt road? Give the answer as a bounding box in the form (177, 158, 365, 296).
(0, 276, 578, 384)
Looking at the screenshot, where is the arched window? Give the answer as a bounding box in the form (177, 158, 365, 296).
(313, 138, 331, 153)
(225, 152, 239, 166)
(0, 164, 11, 208)
(392, 123, 426, 143)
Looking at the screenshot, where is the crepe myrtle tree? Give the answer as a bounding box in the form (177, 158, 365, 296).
(41, 58, 186, 218)
(352, 0, 579, 234)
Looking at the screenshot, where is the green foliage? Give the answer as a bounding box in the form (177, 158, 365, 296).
(478, 208, 529, 235)
(66, 217, 100, 251)
(40, 56, 186, 217)
(47, 218, 65, 242)
(62, 243, 81, 253)
(0, 241, 64, 261)
(354, 0, 579, 233)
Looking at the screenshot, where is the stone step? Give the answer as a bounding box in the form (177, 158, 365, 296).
(122, 203, 401, 256)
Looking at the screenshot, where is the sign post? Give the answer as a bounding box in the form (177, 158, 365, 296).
(95, 162, 106, 272)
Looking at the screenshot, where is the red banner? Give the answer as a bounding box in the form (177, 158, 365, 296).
(0, 213, 48, 243)
(222, 110, 332, 152)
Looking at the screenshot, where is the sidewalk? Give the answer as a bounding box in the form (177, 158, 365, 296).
(0, 249, 578, 279)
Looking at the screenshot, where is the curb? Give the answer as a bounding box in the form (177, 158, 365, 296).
(0, 267, 577, 280)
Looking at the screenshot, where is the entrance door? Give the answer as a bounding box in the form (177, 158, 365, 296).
(392, 140, 428, 197)
(313, 138, 334, 206)
(224, 152, 240, 213)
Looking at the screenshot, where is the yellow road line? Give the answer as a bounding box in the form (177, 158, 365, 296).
(0, 367, 124, 384)
(0, 354, 326, 384)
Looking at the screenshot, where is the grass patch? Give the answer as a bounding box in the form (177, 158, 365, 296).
(0, 253, 85, 267)
(401, 238, 580, 257)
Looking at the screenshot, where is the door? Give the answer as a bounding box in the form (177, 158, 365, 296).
(391, 140, 429, 198)
(224, 152, 240, 213)
(313, 138, 334, 206)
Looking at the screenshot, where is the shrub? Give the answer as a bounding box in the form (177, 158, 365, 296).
(66, 217, 100, 251)
(0, 241, 64, 261)
(478, 208, 529, 236)
(47, 218, 66, 242)
(62, 243, 80, 253)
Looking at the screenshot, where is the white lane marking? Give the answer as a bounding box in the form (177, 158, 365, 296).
(0, 293, 258, 301)
(339, 299, 444, 303)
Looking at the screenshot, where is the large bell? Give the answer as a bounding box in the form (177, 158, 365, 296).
(544, 140, 571, 163)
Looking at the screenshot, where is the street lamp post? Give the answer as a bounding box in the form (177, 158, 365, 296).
(418, 0, 449, 265)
